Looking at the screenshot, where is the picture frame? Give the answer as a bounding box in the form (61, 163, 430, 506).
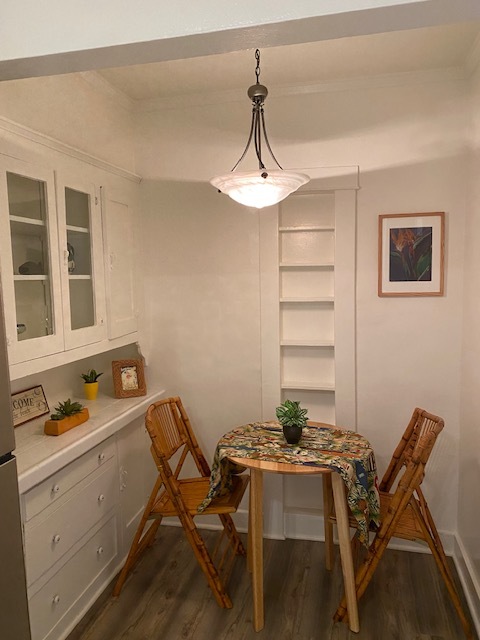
(112, 359, 147, 398)
(11, 385, 49, 427)
(378, 212, 445, 297)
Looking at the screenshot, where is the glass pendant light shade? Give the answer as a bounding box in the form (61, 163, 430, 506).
(210, 49, 309, 209)
(210, 169, 309, 209)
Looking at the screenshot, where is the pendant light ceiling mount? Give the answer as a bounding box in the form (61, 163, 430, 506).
(210, 49, 309, 209)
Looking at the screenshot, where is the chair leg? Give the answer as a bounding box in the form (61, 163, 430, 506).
(179, 511, 233, 609)
(219, 513, 246, 556)
(113, 475, 164, 597)
(113, 518, 162, 597)
(412, 500, 475, 640)
(323, 472, 334, 571)
(334, 526, 391, 622)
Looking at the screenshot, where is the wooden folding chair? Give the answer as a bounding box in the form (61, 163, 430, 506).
(113, 396, 249, 608)
(332, 410, 474, 639)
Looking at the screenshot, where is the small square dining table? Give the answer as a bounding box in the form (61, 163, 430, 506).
(199, 420, 380, 633)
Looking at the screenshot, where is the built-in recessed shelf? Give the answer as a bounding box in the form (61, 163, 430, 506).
(281, 381, 335, 391)
(279, 226, 335, 232)
(279, 262, 334, 269)
(280, 340, 334, 347)
(280, 296, 334, 303)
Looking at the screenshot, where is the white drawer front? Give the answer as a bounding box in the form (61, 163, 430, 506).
(24, 438, 116, 522)
(28, 515, 117, 640)
(25, 462, 117, 586)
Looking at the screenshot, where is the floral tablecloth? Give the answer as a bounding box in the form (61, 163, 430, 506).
(198, 421, 380, 546)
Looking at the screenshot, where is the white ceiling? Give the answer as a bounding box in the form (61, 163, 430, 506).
(96, 22, 480, 102)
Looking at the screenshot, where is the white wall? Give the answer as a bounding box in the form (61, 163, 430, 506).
(457, 64, 480, 619)
(137, 73, 467, 536)
(139, 179, 263, 459)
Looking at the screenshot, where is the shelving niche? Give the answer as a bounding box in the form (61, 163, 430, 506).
(279, 192, 336, 424)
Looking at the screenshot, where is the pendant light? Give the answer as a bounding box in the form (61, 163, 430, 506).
(210, 49, 309, 209)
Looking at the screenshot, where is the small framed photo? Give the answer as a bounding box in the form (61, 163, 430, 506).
(112, 359, 147, 398)
(378, 212, 445, 297)
(11, 385, 49, 427)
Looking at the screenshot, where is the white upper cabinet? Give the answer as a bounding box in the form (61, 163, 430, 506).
(0, 158, 64, 364)
(101, 185, 138, 340)
(0, 150, 140, 375)
(56, 174, 107, 350)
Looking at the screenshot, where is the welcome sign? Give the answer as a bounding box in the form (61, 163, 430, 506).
(11, 385, 49, 427)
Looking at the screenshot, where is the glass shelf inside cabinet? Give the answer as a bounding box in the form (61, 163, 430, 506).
(7, 172, 54, 341)
(65, 187, 94, 330)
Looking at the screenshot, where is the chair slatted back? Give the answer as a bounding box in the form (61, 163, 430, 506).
(145, 396, 211, 480)
(380, 408, 444, 492)
(386, 419, 444, 524)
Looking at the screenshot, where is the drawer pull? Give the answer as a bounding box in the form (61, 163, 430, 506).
(98, 453, 106, 462)
(52, 534, 61, 544)
(52, 595, 60, 605)
(97, 546, 104, 556)
(52, 484, 60, 494)
(98, 494, 105, 503)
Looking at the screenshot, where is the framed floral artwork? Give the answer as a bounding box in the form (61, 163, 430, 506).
(112, 359, 147, 398)
(378, 212, 445, 297)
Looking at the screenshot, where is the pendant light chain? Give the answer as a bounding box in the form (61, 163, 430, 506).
(254, 49, 267, 171)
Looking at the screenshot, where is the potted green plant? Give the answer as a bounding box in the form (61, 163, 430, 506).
(44, 399, 89, 436)
(81, 369, 103, 400)
(275, 399, 309, 445)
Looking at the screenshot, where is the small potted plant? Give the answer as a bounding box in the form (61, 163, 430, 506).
(44, 399, 89, 436)
(81, 369, 103, 400)
(276, 399, 309, 445)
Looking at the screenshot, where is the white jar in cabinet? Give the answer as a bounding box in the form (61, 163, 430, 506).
(0, 157, 64, 364)
(56, 173, 106, 349)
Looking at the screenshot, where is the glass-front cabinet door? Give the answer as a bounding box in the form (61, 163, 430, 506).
(0, 158, 64, 364)
(56, 175, 106, 349)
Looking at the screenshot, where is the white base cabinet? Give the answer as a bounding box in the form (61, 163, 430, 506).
(27, 515, 118, 640)
(20, 418, 154, 640)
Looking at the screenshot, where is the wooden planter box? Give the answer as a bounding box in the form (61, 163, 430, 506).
(44, 408, 90, 436)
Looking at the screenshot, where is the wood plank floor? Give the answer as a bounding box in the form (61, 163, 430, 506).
(67, 525, 477, 640)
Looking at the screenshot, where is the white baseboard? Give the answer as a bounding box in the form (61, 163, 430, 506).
(453, 534, 480, 638)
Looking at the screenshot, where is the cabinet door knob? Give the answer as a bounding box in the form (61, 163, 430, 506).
(52, 534, 61, 544)
(52, 595, 61, 605)
(98, 494, 105, 503)
(98, 453, 106, 462)
(97, 546, 104, 556)
(52, 484, 60, 494)
(120, 467, 128, 491)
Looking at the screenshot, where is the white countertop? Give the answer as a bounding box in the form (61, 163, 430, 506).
(14, 388, 165, 494)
